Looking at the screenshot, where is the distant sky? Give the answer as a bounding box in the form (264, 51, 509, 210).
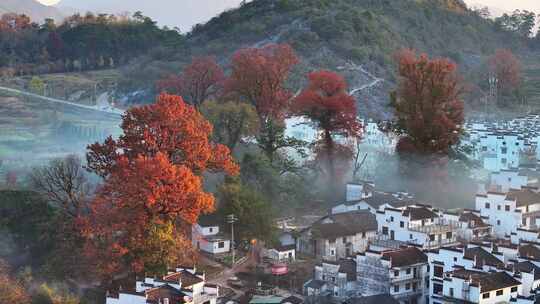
(36, 0, 540, 30)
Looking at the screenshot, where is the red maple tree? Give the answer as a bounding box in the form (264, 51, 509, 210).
(293, 70, 362, 184)
(392, 49, 464, 155)
(225, 44, 298, 119)
(488, 49, 522, 96)
(82, 94, 238, 277)
(156, 56, 225, 109)
(87, 93, 239, 177)
(80, 153, 212, 275)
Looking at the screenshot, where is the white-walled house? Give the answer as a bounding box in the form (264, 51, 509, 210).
(356, 246, 429, 304)
(476, 188, 540, 240)
(106, 266, 218, 304)
(476, 191, 522, 238)
(267, 245, 296, 262)
(192, 217, 230, 255)
(304, 258, 358, 298)
(439, 269, 520, 304)
(441, 210, 492, 242)
(297, 211, 378, 260)
(374, 205, 459, 250)
(490, 170, 529, 193)
(427, 245, 506, 304)
(332, 183, 415, 216)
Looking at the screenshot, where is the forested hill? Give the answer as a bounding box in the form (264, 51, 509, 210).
(125, 0, 527, 118)
(0, 0, 533, 117)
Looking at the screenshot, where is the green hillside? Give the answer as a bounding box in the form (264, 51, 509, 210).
(123, 0, 526, 118)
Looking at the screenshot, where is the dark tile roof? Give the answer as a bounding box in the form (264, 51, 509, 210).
(146, 285, 186, 304)
(464, 247, 504, 267)
(311, 211, 377, 239)
(514, 261, 540, 280)
(508, 189, 540, 207)
(450, 270, 520, 292)
(459, 213, 489, 228)
(274, 244, 295, 252)
(519, 244, 540, 260)
(163, 271, 204, 287)
(362, 192, 402, 208)
(403, 206, 438, 221)
(304, 279, 326, 289)
(382, 247, 427, 268)
(198, 213, 222, 227)
(338, 259, 357, 282)
(478, 272, 521, 292)
(344, 294, 400, 304)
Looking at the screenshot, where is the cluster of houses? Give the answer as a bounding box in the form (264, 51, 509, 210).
(104, 116, 540, 304)
(300, 166, 540, 304)
(106, 266, 219, 304)
(461, 115, 540, 172)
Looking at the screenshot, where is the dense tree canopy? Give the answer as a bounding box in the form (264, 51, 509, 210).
(391, 49, 464, 156)
(201, 100, 259, 150)
(225, 44, 298, 119)
(87, 94, 239, 178)
(157, 56, 225, 109)
(82, 94, 238, 277)
(488, 49, 522, 103)
(0, 12, 182, 75)
(293, 70, 361, 186)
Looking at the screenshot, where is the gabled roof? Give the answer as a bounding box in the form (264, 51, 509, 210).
(449, 270, 520, 292)
(163, 271, 204, 287)
(311, 211, 377, 239)
(403, 206, 438, 221)
(508, 189, 540, 207)
(459, 213, 489, 228)
(382, 247, 427, 268)
(514, 261, 540, 280)
(463, 247, 504, 267)
(146, 284, 186, 304)
(519, 244, 540, 260)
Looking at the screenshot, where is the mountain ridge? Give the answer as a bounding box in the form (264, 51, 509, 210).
(0, 0, 64, 22)
(120, 0, 523, 119)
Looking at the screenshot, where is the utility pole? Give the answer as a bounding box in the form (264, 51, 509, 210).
(226, 214, 238, 265)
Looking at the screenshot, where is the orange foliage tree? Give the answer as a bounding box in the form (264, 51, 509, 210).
(82, 94, 238, 277)
(157, 56, 224, 110)
(488, 49, 522, 102)
(0, 260, 30, 304)
(225, 44, 300, 161)
(391, 49, 464, 156)
(293, 70, 362, 186)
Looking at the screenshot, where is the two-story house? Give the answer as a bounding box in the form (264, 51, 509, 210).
(192, 216, 230, 255)
(304, 258, 358, 298)
(297, 211, 378, 260)
(356, 246, 429, 304)
(375, 205, 459, 250)
(106, 266, 218, 304)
